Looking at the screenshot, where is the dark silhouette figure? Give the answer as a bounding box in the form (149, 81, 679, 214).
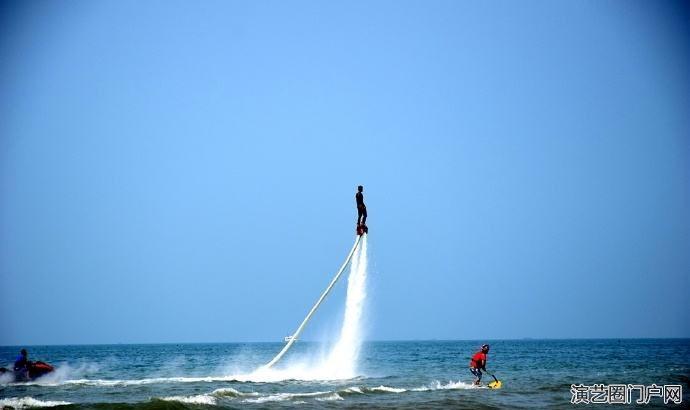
(356, 185, 367, 226)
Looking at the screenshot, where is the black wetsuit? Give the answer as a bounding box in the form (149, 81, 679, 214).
(356, 192, 367, 225)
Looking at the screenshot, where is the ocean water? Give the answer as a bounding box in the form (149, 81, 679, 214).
(1, 339, 689, 409)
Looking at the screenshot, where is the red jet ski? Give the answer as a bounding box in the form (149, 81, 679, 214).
(0, 361, 55, 382)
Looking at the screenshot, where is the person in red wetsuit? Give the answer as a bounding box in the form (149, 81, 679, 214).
(469, 344, 490, 385)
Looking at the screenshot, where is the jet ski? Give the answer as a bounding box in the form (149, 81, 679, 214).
(0, 361, 55, 382)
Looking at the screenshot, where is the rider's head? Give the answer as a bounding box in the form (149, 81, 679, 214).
(20, 349, 27, 357)
(358, 185, 363, 192)
(481, 344, 490, 353)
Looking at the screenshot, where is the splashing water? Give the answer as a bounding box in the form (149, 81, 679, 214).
(244, 236, 369, 381)
(320, 235, 368, 378)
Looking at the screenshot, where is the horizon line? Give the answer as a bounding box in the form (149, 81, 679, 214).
(2, 336, 689, 348)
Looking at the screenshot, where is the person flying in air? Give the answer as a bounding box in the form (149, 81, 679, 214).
(356, 185, 367, 228)
(469, 344, 490, 385)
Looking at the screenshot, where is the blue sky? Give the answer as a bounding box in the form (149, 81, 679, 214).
(1, 0, 688, 345)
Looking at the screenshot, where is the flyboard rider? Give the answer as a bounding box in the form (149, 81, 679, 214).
(356, 185, 368, 235)
(470, 344, 490, 385)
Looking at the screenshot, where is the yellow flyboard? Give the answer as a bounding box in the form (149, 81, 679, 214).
(488, 380, 502, 389)
(487, 373, 502, 389)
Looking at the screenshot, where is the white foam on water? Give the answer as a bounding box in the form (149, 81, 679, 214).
(342, 386, 364, 394)
(150, 379, 477, 407)
(411, 380, 482, 391)
(211, 387, 259, 397)
(237, 236, 369, 382)
(0, 372, 14, 384)
(158, 386, 260, 405)
(242, 391, 332, 403)
(158, 381, 471, 406)
(0, 397, 72, 409)
(371, 385, 407, 393)
(319, 235, 368, 379)
(315, 392, 344, 401)
(207, 384, 417, 405)
(11, 374, 256, 388)
(5, 362, 101, 387)
(160, 394, 217, 405)
(48, 375, 237, 387)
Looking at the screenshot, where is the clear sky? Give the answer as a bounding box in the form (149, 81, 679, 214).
(1, 1, 688, 345)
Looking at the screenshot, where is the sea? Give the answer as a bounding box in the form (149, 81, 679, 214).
(2, 238, 689, 408)
(1, 339, 689, 409)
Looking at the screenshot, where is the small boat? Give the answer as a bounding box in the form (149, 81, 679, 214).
(0, 361, 55, 382)
(284, 335, 297, 343)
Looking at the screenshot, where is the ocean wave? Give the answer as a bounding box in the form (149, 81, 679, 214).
(159, 395, 217, 405)
(335, 385, 407, 396)
(315, 393, 344, 401)
(8, 365, 365, 387)
(0, 380, 480, 409)
(23, 370, 362, 387)
(211, 387, 259, 397)
(155, 387, 259, 405)
(235, 380, 479, 403)
(0, 397, 72, 409)
(339, 386, 364, 395)
(242, 391, 334, 403)
(410, 380, 481, 391)
(371, 385, 408, 393)
(232, 381, 476, 404)
(9, 372, 370, 389)
(20, 375, 240, 387)
(336, 381, 477, 396)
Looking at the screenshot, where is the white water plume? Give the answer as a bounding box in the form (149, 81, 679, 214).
(320, 234, 368, 378)
(246, 235, 369, 381)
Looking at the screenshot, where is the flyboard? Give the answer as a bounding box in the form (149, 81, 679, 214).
(488, 380, 502, 389)
(264, 231, 365, 368)
(487, 374, 502, 389)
